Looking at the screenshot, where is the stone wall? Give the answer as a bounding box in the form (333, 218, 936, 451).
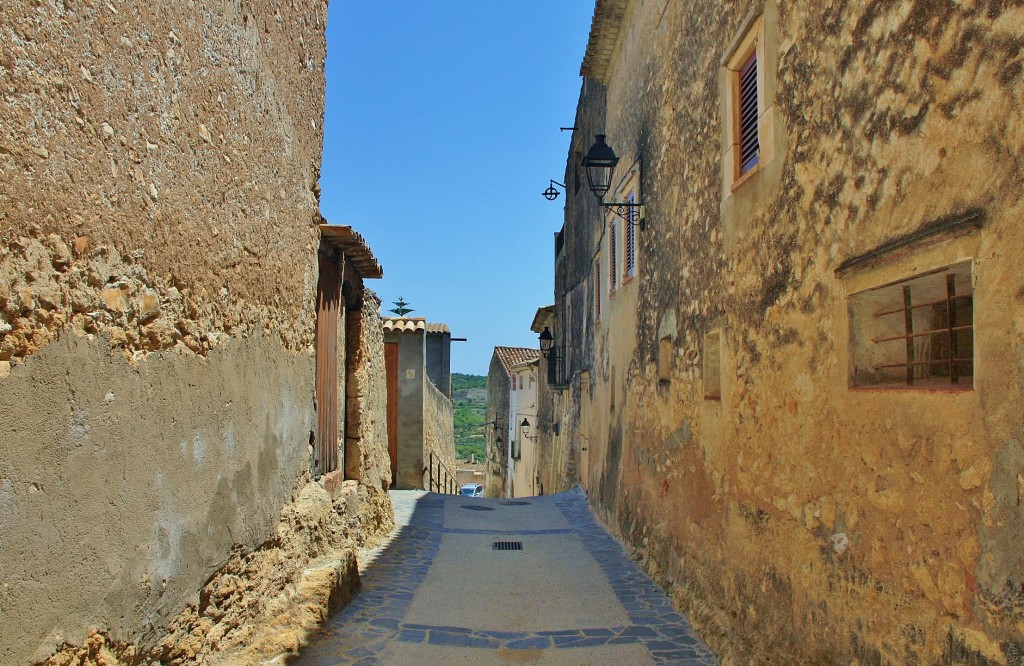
(485, 354, 510, 498)
(423, 377, 456, 492)
(558, 0, 1024, 663)
(0, 0, 336, 662)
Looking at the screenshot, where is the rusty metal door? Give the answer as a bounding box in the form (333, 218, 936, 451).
(315, 252, 340, 475)
(385, 341, 399, 487)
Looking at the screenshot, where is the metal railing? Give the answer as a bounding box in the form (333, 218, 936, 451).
(427, 450, 456, 494)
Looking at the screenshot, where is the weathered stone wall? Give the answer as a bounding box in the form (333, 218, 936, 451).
(560, 1, 1024, 663)
(423, 377, 456, 492)
(345, 291, 392, 495)
(0, 0, 330, 662)
(485, 354, 510, 498)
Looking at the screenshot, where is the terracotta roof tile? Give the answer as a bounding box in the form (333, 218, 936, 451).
(319, 223, 383, 279)
(383, 317, 426, 333)
(493, 346, 540, 378)
(580, 0, 630, 83)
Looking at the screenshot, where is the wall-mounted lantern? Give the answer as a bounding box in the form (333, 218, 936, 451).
(538, 327, 554, 357)
(520, 417, 536, 442)
(581, 134, 646, 229)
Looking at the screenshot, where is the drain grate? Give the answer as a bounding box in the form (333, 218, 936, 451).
(460, 505, 495, 511)
(493, 541, 523, 551)
(500, 501, 531, 506)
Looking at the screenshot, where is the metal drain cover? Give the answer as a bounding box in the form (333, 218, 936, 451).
(460, 505, 495, 511)
(493, 541, 523, 551)
(500, 501, 531, 506)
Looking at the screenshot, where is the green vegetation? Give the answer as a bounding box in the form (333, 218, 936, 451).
(452, 373, 487, 462)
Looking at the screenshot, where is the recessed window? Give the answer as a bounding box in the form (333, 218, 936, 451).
(593, 258, 602, 323)
(848, 262, 974, 389)
(609, 219, 618, 294)
(737, 51, 759, 175)
(624, 191, 637, 279)
(721, 11, 775, 195)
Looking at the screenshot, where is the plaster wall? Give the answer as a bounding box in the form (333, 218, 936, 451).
(386, 330, 426, 490)
(511, 365, 539, 498)
(425, 331, 452, 398)
(560, 0, 1024, 663)
(0, 0, 329, 659)
(0, 334, 312, 663)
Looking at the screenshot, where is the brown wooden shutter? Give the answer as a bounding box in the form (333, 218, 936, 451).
(315, 252, 341, 475)
(738, 51, 760, 174)
(625, 192, 636, 277)
(609, 220, 617, 291)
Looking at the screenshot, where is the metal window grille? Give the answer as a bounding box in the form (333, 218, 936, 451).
(547, 345, 568, 389)
(738, 51, 760, 174)
(850, 262, 974, 388)
(594, 259, 601, 322)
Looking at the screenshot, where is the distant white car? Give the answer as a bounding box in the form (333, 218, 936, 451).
(460, 483, 484, 497)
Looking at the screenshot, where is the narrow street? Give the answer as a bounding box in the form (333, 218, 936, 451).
(296, 489, 717, 665)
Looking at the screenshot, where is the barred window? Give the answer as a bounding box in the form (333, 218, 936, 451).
(594, 258, 602, 323)
(849, 262, 973, 389)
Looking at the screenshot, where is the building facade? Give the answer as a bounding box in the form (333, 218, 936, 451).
(485, 346, 540, 498)
(0, 1, 393, 661)
(383, 317, 456, 490)
(551, 0, 1024, 663)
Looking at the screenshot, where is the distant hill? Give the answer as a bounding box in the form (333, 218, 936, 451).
(452, 373, 486, 463)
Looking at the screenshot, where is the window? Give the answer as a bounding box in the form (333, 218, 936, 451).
(624, 191, 637, 279)
(609, 219, 618, 294)
(594, 259, 602, 323)
(848, 262, 974, 389)
(737, 51, 759, 175)
(721, 11, 774, 194)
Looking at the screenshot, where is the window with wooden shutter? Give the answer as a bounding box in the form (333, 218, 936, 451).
(594, 259, 602, 323)
(609, 219, 618, 294)
(738, 51, 759, 175)
(624, 191, 636, 278)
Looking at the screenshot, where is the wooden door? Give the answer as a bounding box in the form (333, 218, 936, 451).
(385, 341, 399, 487)
(315, 252, 340, 475)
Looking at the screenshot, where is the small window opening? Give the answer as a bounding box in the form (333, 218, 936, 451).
(849, 262, 974, 389)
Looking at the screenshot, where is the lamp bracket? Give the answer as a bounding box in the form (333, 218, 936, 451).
(601, 202, 646, 229)
(543, 180, 567, 201)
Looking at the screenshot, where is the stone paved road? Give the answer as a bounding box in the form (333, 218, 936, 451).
(295, 487, 716, 665)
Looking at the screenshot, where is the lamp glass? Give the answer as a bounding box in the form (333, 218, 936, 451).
(539, 327, 553, 355)
(582, 134, 619, 199)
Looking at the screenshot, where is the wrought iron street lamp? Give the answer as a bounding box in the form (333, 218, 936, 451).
(538, 327, 554, 357)
(581, 134, 646, 229)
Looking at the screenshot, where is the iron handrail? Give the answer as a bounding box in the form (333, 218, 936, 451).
(427, 450, 457, 494)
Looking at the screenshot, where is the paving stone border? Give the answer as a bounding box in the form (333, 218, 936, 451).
(297, 489, 717, 665)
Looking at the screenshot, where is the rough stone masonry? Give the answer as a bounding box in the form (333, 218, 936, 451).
(1, 1, 393, 663)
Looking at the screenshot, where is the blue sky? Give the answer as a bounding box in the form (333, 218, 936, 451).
(320, 1, 595, 375)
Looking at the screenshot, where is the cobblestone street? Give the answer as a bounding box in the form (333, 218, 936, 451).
(297, 488, 716, 665)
